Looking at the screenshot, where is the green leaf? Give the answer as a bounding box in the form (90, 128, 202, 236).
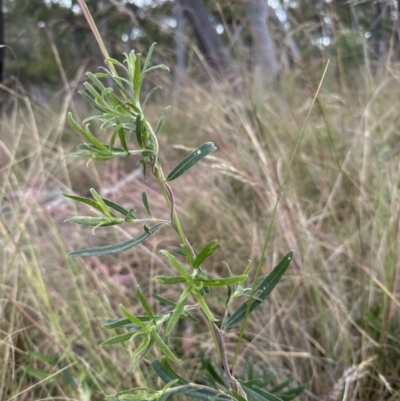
(136, 286, 156, 324)
(135, 114, 143, 148)
(152, 293, 177, 307)
(83, 82, 103, 102)
(104, 318, 138, 329)
(152, 359, 230, 401)
(160, 356, 189, 383)
(100, 332, 135, 347)
(142, 191, 152, 217)
(151, 330, 180, 362)
(118, 125, 129, 154)
(193, 240, 220, 269)
(242, 385, 283, 401)
(165, 286, 191, 337)
(120, 304, 147, 328)
(231, 390, 248, 401)
(142, 85, 162, 111)
(68, 113, 108, 152)
(86, 71, 107, 92)
(152, 294, 199, 323)
(66, 216, 121, 227)
(61, 192, 104, 214)
(194, 275, 248, 287)
(131, 334, 152, 364)
(64, 191, 133, 219)
(143, 64, 170, 74)
(168, 246, 185, 256)
(142, 42, 156, 75)
(155, 106, 170, 135)
(134, 53, 141, 103)
(160, 250, 192, 281)
(269, 378, 291, 394)
(67, 223, 164, 257)
(181, 244, 194, 267)
(222, 251, 293, 330)
(79, 90, 108, 113)
(165, 142, 217, 182)
(90, 188, 112, 218)
(102, 198, 133, 218)
(154, 275, 187, 285)
(277, 382, 309, 401)
(199, 350, 227, 387)
(193, 291, 218, 322)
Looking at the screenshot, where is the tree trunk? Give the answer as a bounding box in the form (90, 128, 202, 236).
(177, 0, 229, 77)
(246, 0, 279, 100)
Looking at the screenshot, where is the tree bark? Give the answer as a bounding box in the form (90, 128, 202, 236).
(246, 0, 279, 78)
(177, 0, 229, 77)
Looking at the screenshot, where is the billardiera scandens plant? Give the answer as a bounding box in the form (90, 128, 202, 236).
(63, 44, 307, 401)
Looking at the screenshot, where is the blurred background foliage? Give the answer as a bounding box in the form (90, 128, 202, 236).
(3, 0, 400, 90)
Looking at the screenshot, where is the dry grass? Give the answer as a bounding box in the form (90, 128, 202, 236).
(1, 59, 400, 401)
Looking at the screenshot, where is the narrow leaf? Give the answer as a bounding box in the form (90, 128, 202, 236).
(118, 125, 129, 154)
(136, 286, 156, 323)
(134, 53, 141, 103)
(100, 332, 135, 347)
(181, 244, 194, 267)
(131, 334, 151, 364)
(242, 385, 283, 401)
(104, 318, 138, 329)
(277, 382, 309, 401)
(143, 64, 170, 74)
(160, 250, 191, 281)
(67, 223, 164, 257)
(154, 275, 187, 285)
(61, 192, 104, 214)
(120, 304, 147, 328)
(193, 291, 218, 322)
(160, 356, 189, 383)
(66, 216, 121, 227)
(135, 114, 143, 147)
(168, 246, 185, 256)
(166, 142, 217, 182)
(155, 106, 170, 135)
(142, 191, 152, 216)
(193, 240, 220, 269)
(68, 113, 108, 152)
(222, 251, 293, 330)
(102, 198, 132, 217)
(142, 85, 162, 111)
(269, 378, 292, 394)
(194, 275, 248, 287)
(142, 42, 156, 74)
(90, 188, 112, 218)
(151, 330, 180, 362)
(165, 286, 191, 337)
(105, 316, 154, 329)
(79, 90, 108, 113)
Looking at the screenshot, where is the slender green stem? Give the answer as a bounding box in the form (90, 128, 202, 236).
(231, 61, 330, 370)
